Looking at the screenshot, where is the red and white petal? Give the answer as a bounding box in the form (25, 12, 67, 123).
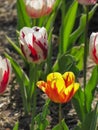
(0, 57, 11, 94)
(89, 33, 98, 64)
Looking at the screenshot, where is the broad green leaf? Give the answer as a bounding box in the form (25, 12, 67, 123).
(74, 104, 98, 130)
(13, 122, 19, 130)
(85, 65, 98, 112)
(46, 0, 61, 31)
(69, 4, 98, 45)
(52, 54, 79, 76)
(34, 99, 50, 130)
(81, 103, 98, 130)
(17, 0, 31, 30)
(35, 114, 49, 130)
(5, 53, 29, 86)
(60, 0, 78, 53)
(52, 119, 69, 130)
(74, 125, 81, 130)
(5, 53, 29, 96)
(5, 53, 30, 113)
(70, 44, 84, 70)
(72, 88, 86, 122)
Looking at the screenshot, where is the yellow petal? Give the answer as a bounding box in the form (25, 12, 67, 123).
(47, 72, 62, 81)
(73, 83, 80, 94)
(64, 83, 79, 96)
(64, 84, 74, 95)
(47, 72, 65, 92)
(36, 81, 46, 92)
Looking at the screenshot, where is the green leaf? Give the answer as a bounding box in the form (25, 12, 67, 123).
(70, 44, 84, 70)
(81, 103, 98, 130)
(46, 0, 61, 31)
(60, 0, 78, 53)
(52, 119, 69, 130)
(69, 4, 98, 45)
(74, 125, 81, 130)
(5, 35, 25, 60)
(5, 53, 29, 98)
(74, 103, 98, 130)
(72, 88, 86, 122)
(52, 54, 79, 76)
(34, 99, 50, 130)
(5, 53, 30, 113)
(85, 65, 98, 113)
(13, 122, 19, 130)
(5, 53, 29, 87)
(17, 0, 31, 30)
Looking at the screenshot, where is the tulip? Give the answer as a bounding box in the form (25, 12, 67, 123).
(0, 56, 11, 94)
(19, 26, 48, 63)
(37, 72, 79, 103)
(77, 0, 97, 5)
(89, 32, 98, 64)
(25, 0, 55, 18)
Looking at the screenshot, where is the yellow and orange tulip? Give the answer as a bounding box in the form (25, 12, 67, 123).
(37, 72, 79, 103)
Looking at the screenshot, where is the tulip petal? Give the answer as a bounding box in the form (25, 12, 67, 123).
(37, 81, 46, 92)
(63, 72, 75, 87)
(47, 72, 65, 92)
(0, 58, 11, 94)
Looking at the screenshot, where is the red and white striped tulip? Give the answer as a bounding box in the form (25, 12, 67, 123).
(77, 0, 97, 5)
(89, 32, 98, 64)
(0, 56, 11, 94)
(19, 26, 48, 63)
(25, 0, 55, 18)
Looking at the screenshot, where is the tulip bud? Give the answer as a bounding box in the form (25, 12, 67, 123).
(89, 32, 98, 64)
(0, 56, 11, 94)
(25, 0, 55, 18)
(77, 0, 97, 5)
(19, 26, 48, 63)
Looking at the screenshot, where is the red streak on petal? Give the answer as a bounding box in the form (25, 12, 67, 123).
(92, 34, 98, 63)
(28, 44, 39, 61)
(66, 88, 74, 102)
(22, 31, 25, 38)
(21, 44, 26, 57)
(33, 35, 36, 42)
(35, 40, 48, 59)
(32, 34, 48, 60)
(64, 73, 74, 87)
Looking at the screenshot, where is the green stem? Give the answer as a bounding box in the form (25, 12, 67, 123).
(83, 6, 89, 88)
(30, 64, 38, 130)
(83, 6, 89, 118)
(30, 86, 37, 130)
(59, 104, 62, 123)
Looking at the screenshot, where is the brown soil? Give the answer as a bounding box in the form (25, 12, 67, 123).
(0, 1, 98, 130)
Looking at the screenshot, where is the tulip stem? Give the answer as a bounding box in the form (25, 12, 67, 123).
(59, 104, 62, 123)
(30, 64, 39, 130)
(83, 6, 89, 88)
(83, 6, 89, 118)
